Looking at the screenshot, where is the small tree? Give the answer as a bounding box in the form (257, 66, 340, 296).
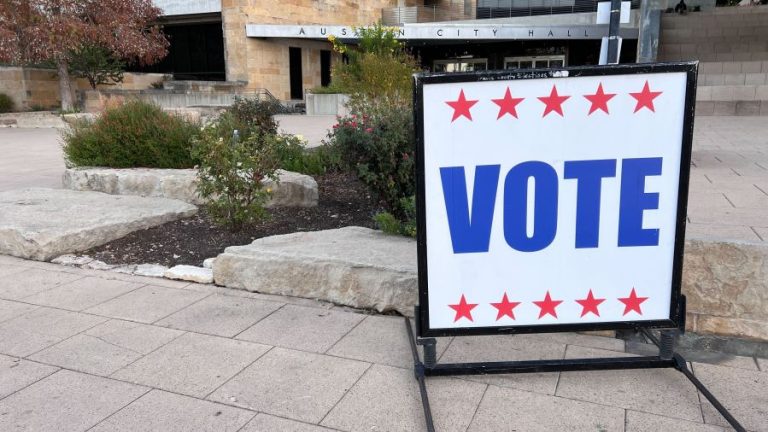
(0, 0, 168, 110)
(69, 44, 126, 90)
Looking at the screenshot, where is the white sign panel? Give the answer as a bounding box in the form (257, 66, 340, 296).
(416, 65, 695, 335)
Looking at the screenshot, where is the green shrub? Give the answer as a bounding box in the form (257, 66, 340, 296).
(330, 101, 415, 220)
(273, 135, 340, 175)
(374, 196, 416, 237)
(222, 96, 282, 138)
(192, 122, 281, 230)
(0, 93, 14, 113)
(62, 100, 199, 168)
(328, 24, 419, 106)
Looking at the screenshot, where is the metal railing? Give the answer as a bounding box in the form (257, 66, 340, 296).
(476, 0, 641, 18)
(382, 3, 475, 24)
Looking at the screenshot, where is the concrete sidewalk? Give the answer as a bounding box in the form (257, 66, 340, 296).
(0, 254, 765, 431)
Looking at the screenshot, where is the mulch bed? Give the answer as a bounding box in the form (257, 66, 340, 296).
(84, 173, 381, 267)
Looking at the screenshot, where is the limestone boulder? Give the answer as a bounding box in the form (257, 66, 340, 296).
(0, 188, 197, 261)
(63, 168, 318, 207)
(213, 227, 417, 316)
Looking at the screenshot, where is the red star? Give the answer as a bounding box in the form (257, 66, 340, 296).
(618, 288, 649, 316)
(445, 89, 478, 122)
(583, 83, 616, 115)
(629, 81, 662, 113)
(490, 292, 521, 320)
(492, 87, 525, 119)
(449, 294, 478, 322)
(575, 289, 606, 317)
(533, 291, 563, 319)
(537, 85, 570, 117)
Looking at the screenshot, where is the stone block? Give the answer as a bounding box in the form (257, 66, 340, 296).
(697, 315, 768, 340)
(62, 168, 318, 207)
(164, 265, 214, 284)
(213, 227, 417, 316)
(0, 188, 197, 261)
(682, 239, 768, 324)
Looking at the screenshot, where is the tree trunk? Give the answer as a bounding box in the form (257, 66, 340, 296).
(57, 59, 74, 111)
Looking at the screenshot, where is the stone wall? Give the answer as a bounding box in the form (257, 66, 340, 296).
(222, 0, 408, 100)
(683, 239, 768, 341)
(0, 66, 167, 111)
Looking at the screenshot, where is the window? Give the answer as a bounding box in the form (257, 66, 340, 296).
(433, 58, 488, 73)
(504, 55, 567, 70)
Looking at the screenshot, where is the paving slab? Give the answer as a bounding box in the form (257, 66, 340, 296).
(242, 414, 339, 432)
(556, 345, 703, 422)
(0, 267, 82, 300)
(29, 333, 144, 376)
(90, 389, 255, 432)
(85, 285, 209, 323)
(758, 357, 767, 371)
(321, 364, 486, 432)
(20, 276, 143, 311)
(0, 307, 106, 357)
(466, 385, 625, 432)
(0, 354, 58, 399)
(438, 334, 565, 395)
(208, 347, 370, 424)
(236, 304, 364, 353)
(625, 410, 727, 432)
(156, 294, 283, 337)
(0, 263, 27, 278)
(112, 332, 270, 397)
(327, 315, 449, 369)
(213, 227, 417, 316)
(83, 319, 185, 354)
(0, 188, 197, 261)
(0, 298, 37, 323)
(0, 370, 147, 432)
(694, 362, 768, 431)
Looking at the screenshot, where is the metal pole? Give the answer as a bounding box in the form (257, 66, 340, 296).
(607, 0, 622, 64)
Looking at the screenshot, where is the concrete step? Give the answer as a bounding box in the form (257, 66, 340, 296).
(699, 61, 768, 74)
(699, 72, 768, 86)
(695, 100, 768, 116)
(695, 84, 768, 101)
(659, 51, 768, 62)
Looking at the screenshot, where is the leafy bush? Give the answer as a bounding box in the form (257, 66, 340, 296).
(331, 101, 415, 221)
(273, 135, 339, 175)
(192, 123, 281, 229)
(0, 93, 14, 113)
(327, 24, 419, 106)
(374, 196, 417, 237)
(62, 99, 199, 168)
(221, 96, 282, 139)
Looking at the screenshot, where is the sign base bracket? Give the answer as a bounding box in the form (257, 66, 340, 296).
(404, 316, 745, 432)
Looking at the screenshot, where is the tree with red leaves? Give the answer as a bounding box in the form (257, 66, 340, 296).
(0, 0, 168, 110)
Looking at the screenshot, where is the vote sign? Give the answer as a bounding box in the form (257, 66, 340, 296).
(415, 63, 696, 337)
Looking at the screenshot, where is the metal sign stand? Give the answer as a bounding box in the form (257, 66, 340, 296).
(408, 62, 745, 431)
(404, 304, 745, 432)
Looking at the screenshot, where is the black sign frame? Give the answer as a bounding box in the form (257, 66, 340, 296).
(413, 62, 698, 339)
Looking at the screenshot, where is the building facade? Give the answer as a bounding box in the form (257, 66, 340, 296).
(149, 0, 652, 101)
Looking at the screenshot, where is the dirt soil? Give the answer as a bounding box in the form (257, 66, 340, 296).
(84, 173, 380, 267)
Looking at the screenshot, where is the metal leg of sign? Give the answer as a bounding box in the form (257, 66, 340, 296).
(405, 318, 746, 432)
(405, 316, 437, 432)
(640, 328, 746, 431)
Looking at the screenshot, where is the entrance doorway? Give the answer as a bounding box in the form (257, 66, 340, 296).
(320, 50, 332, 87)
(289, 47, 303, 100)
